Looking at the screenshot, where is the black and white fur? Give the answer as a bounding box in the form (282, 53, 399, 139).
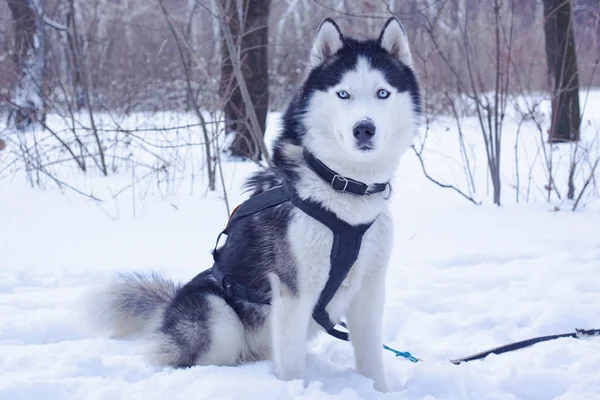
(93, 18, 420, 393)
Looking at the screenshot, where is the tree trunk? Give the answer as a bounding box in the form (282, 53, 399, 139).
(220, 0, 270, 161)
(66, 10, 85, 110)
(543, 0, 581, 142)
(7, 0, 45, 130)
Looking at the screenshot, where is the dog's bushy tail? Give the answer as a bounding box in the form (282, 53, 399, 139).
(92, 272, 180, 337)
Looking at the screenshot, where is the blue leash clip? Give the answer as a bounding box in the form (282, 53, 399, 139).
(383, 344, 420, 363)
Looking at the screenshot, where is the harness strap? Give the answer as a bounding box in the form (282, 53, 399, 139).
(211, 263, 271, 305)
(284, 180, 373, 340)
(213, 185, 290, 261)
(227, 185, 290, 227)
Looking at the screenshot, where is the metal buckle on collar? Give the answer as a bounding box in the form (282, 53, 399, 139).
(331, 175, 349, 192)
(382, 182, 392, 199)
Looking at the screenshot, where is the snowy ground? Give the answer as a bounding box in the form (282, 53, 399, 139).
(1, 99, 600, 399)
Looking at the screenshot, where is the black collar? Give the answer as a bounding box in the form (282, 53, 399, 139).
(303, 150, 391, 197)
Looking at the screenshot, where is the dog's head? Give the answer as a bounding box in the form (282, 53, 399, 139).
(285, 17, 420, 179)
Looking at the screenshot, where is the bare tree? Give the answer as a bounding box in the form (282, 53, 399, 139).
(543, 0, 581, 143)
(6, 0, 45, 130)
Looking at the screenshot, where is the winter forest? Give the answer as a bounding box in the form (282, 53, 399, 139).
(1, 0, 600, 205)
(1, 1, 600, 399)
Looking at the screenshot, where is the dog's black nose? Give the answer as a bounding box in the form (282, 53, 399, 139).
(353, 121, 376, 142)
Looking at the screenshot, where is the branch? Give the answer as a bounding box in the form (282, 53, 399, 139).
(412, 145, 480, 206)
(572, 157, 599, 211)
(43, 15, 67, 31)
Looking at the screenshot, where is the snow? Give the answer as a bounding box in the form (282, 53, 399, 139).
(1, 99, 600, 399)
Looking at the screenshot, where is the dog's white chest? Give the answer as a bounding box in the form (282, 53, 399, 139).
(287, 207, 393, 323)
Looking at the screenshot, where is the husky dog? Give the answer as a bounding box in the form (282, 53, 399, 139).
(94, 17, 420, 392)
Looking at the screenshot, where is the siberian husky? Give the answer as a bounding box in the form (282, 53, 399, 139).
(93, 17, 420, 393)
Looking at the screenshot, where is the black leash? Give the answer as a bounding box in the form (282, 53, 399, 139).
(449, 328, 600, 364)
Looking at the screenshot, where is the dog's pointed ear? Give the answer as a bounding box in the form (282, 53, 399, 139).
(310, 18, 344, 67)
(378, 17, 412, 66)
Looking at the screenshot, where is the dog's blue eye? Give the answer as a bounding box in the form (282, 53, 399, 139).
(337, 91, 350, 100)
(377, 89, 390, 99)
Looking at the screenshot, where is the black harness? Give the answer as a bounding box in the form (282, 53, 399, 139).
(211, 150, 391, 341)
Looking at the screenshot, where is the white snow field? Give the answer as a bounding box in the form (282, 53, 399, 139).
(1, 97, 600, 399)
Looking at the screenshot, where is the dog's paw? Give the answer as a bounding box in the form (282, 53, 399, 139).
(275, 365, 303, 382)
(373, 378, 390, 393)
(274, 358, 305, 382)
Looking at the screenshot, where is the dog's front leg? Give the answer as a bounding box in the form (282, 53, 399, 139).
(269, 274, 312, 381)
(346, 271, 388, 392)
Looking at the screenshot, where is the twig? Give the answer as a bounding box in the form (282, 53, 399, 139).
(412, 145, 480, 205)
(43, 15, 67, 31)
(214, 120, 230, 216)
(572, 157, 599, 211)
